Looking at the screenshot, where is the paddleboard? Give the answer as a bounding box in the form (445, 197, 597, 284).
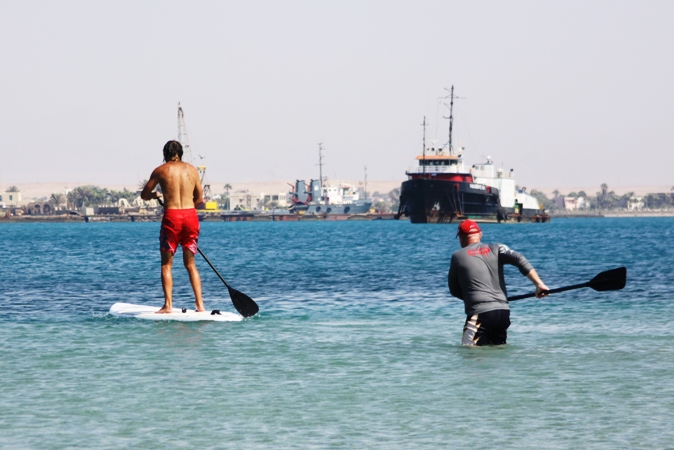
(109, 302, 242, 322)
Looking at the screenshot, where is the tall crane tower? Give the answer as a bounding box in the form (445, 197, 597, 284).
(177, 102, 212, 200)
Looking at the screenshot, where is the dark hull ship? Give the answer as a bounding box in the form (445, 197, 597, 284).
(395, 86, 547, 224)
(399, 176, 503, 224)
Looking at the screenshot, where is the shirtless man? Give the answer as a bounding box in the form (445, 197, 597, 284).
(141, 140, 205, 313)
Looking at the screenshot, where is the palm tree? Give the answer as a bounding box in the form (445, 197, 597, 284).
(595, 183, 609, 209)
(388, 187, 401, 203)
(137, 180, 148, 193)
(68, 186, 97, 208)
(111, 188, 136, 203)
(7, 186, 19, 192)
(223, 184, 232, 210)
(49, 193, 65, 209)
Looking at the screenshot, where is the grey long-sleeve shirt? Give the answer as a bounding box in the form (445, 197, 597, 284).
(448, 242, 533, 316)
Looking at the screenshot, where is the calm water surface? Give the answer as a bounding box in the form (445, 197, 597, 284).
(0, 218, 672, 448)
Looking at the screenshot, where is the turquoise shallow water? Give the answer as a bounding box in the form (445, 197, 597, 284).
(0, 218, 672, 448)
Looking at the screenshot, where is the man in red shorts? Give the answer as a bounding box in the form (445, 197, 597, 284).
(141, 140, 205, 313)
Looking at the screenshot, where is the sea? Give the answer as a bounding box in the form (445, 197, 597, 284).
(0, 217, 672, 449)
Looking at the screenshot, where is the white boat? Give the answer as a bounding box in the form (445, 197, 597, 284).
(289, 144, 373, 215)
(471, 157, 548, 222)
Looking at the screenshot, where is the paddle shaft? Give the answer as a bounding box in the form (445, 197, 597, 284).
(196, 247, 232, 291)
(508, 282, 589, 301)
(507, 267, 626, 301)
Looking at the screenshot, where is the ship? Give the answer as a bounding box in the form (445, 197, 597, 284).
(395, 86, 548, 224)
(289, 144, 373, 215)
(471, 157, 549, 223)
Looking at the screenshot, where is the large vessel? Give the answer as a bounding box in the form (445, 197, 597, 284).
(395, 86, 548, 224)
(289, 144, 373, 215)
(471, 157, 548, 223)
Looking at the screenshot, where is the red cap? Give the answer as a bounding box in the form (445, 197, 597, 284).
(456, 220, 481, 238)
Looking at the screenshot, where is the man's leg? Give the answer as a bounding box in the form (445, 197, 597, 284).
(157, 251, 174, 313)
(465, 310, 510, 346)
(183, 249, 205, 312)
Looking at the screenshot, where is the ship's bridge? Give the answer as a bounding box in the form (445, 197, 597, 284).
(406, 153, 467, 175)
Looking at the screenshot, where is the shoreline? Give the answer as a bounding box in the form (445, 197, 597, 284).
(0, 180, 404, 202)
(551, 211, 674, 218)
(3, 181, 673, 203)
(3, 210, 674, 223)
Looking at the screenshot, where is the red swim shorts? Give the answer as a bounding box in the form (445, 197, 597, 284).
(159, 208, 200, 255)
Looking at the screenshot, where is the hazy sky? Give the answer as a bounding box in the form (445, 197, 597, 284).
(2, 0, 673, 190)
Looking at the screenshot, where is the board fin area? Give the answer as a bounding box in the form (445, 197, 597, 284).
(109, 302, 243, 322)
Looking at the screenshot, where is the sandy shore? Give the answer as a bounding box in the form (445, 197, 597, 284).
(3, 181, 671, 202)
(1, 180, 403, 201)
(535, 185, 673, 197)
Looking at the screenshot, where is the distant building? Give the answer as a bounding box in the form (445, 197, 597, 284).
(261, 193, 289, 209)
(25, 202, 54, 215)
(0, 191, 22, 207)
(628, 196, 644, 211)
(229, 191, 257, 211)
(228, 191, 289, 211)
(563, 196, 587, 210)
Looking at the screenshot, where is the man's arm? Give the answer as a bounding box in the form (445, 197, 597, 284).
(498, 244, 549, 299)
(448, 255, 463, 300)
(192, 167, 205, 209)
(526, 268, 549, 299)
(140, 170, 160, 201)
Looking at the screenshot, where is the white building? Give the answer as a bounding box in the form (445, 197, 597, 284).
(563, 196, 587, 210)
(228, 191, 289, 211)
(0, 191, 22, 207)
(627, 196, 644, 211)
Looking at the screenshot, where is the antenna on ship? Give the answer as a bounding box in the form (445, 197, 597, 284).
(422, 116, 427, 176)
(363, 165, 368, 198)
(318, 143, 325, 202)
(442, 86, 455, 155)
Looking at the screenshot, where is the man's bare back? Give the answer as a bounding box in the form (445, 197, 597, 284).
(141, 141, 206, 314)
(140, 160, 204, 209)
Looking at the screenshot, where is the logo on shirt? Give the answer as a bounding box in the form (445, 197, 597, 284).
(468, 247, 491, 256)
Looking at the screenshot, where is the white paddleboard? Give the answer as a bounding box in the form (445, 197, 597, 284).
(109, 302, 242, 322)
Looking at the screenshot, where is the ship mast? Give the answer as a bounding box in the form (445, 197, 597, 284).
(422, 116, 427, 176)
(449, 85, 454, 155)
(363, 165, 368, 198)
(442, 85, 455, 155)
(318, 143, 324, 202)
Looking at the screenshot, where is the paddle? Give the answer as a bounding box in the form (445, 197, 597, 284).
(157, 198, 259, 317)
(507, 267, 627, 301)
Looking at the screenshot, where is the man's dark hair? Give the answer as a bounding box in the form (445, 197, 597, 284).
(163, 140, 183, 162)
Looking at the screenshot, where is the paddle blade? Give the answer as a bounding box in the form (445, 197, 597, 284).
(588, 267, 627, 292)
(228, 286, 259, 318)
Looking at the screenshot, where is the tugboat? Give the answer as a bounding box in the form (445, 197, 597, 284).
(289, 144, 373, 215)
(395, 86, 547, 224)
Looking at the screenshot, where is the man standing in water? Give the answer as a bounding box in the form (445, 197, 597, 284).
(141, 140, 205, 313)
(448, 220, 549, 346)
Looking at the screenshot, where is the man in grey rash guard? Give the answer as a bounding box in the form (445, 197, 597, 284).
(448, 220, 549, 346)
